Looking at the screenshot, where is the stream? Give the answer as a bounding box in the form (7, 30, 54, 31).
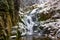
(19, 0, 55, 40)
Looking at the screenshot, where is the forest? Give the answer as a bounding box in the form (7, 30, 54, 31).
(0, 0, 60, 40)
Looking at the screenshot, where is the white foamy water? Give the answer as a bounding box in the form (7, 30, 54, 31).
(23, 8, 39, 35)
(20, 0, 47, 35)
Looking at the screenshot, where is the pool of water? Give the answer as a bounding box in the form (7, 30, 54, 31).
(18, 32, 52, 40)
(20, 35, 52, 40)
(11, 32, 52, 40)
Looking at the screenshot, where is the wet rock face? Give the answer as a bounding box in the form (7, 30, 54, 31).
(57, 32, 60, 38)
(18, 0, 60, 40)
(56, 29, 60, 38)
(20, 0, 47, 8)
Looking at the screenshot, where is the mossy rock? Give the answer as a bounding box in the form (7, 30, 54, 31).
(38, 11, 55, 21)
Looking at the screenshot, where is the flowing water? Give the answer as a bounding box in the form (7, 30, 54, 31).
(23, 8, 39, 35)
(20, 0, 49, 40)
(20, 4, 45, 40)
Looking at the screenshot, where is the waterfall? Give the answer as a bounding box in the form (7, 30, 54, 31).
(22, 8, 40, 35)
(20, 0, 47, 35)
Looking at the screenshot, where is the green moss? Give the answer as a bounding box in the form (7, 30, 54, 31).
(0, 0, 20, 40)
(38, 12, 54, 21)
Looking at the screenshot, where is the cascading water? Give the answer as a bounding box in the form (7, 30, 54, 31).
(22, 8, 40, 35)
(21, 0, 47, 35)
(19, 0, 48, 35)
